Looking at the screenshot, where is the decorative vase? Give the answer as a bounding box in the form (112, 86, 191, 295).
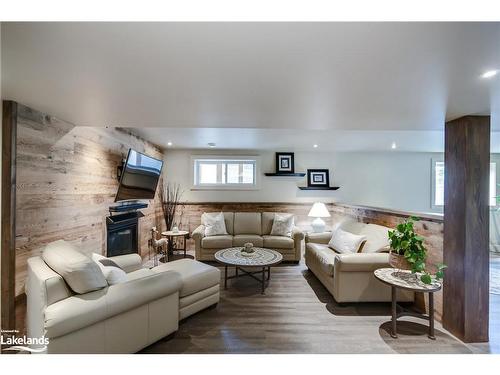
(243, 242, 255, 253)
(389, 251, 412, 270)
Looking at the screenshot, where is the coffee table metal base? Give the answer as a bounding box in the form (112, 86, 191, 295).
(224, 265, 271, 294)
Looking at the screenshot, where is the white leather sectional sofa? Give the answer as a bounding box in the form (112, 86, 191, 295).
(192, 212, 305, 261)
(26, 240, 220, 354)
(305, 219, 414, 303)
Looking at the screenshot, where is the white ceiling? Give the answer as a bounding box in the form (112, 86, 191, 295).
(2, 22, 500, 150)
(129, 127, 500, 153)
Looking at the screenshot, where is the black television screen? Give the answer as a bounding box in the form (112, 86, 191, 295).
(115, 149, 164, 202)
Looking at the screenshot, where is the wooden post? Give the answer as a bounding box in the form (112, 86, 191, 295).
(443, 115, 490, 343)
(1, 100, 17, 332)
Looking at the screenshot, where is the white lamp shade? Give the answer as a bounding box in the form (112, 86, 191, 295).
(308, 202, 331, 218)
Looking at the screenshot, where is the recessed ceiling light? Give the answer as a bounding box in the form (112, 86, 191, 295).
(391, 142, 397, 150)
(481, 70, 499, 79)
(167, 141, 173, 146)
(313, 144, 318, 148)
(208, 142, 216, 148)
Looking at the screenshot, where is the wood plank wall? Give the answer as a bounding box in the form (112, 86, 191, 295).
(176, 201, 444, 320)
(14, 103, 165, 297)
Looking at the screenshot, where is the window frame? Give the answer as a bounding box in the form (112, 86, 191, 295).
(431, 158, 497, 208)
(191, 155, 261, 190)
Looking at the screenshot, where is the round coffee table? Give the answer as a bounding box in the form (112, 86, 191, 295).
(374, 268, 442, 339)
(215, 247, 283, 294)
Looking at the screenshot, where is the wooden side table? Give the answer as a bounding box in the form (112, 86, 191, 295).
(374, 268, 442, 340)
(161, 230, 189, 259)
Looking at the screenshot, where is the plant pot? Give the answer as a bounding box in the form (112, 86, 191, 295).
(389, 252, 412, 270)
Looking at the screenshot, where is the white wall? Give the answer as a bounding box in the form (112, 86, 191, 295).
(164, 149, 445, 214)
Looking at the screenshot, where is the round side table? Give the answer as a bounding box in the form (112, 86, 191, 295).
(161, 230, 189, 259)
(374, 268, 442, 340)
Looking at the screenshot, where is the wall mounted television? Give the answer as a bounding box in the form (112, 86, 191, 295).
(115, 149, 164, 202)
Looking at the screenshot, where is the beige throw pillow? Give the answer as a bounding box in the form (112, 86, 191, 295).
(270, 213, 295, 237)
(42, 240, 107, 294)
(328, 228, 367, 254)
(202, 212, 228, 236)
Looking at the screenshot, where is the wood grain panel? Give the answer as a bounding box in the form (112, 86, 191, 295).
(443, 116, 490, 343)
(14, 103, 165, 297)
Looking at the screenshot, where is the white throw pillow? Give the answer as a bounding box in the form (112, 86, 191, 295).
(328, 228, 367, 254)
(91, 253, 128, 285)
(42, 240, 107, 294)
(202, 212, 228, 236)
(270, 213, 295, 237)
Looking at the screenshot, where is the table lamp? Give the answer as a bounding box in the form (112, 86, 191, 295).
(308, 202, 330, 233)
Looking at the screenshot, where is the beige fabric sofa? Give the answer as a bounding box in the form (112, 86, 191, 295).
(192, 212, 304, 261)
(26, 245, 220, 354)
(305, 219, 414, 303)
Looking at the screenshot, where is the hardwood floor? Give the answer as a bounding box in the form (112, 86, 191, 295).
(141, 255, 490, 354)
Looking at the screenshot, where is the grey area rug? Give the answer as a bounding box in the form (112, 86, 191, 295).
(491, 257, 500, 295)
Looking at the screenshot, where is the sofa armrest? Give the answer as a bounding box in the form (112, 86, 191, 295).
(334, 253, 390, 272)
(305, 231, 332, 244)
(192, 225, 205, 259)
(110, 253, 143, 273)
(44, 270, 182, 339)
(191, 224, 205, 240)
(292, 227, 305, 241)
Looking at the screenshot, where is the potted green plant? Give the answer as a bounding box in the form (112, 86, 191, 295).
(388, 216, 446, 284)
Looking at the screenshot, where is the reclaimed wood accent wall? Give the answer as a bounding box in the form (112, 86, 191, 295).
(177, 201, 444, 320)
(14, 103, 165, 297)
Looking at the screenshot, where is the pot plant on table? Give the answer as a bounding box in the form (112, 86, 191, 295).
(387, 216, 446, 284)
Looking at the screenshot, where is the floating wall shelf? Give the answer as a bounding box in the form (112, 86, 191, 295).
(264, 172, 306, 177)
(298, 186, 340, 190)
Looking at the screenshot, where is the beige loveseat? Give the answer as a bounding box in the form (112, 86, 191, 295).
(192, 212, 304, 262)
(26, 240, 220, 354)
(305, 219, 414, 303)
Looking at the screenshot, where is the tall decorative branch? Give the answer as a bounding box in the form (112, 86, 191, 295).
(159, 180, 184, 231)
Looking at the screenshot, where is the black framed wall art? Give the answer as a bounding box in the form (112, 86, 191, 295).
(275, 152, 295, 174)
(307, 169, 330, 187)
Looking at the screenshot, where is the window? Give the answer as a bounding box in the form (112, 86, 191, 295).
(432, 160, 496, 207)
(192, 156, 259, 189)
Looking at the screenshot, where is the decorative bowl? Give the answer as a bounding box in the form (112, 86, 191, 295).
(242, 242, 255, 253)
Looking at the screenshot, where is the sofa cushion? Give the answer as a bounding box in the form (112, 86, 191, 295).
(223, 212, 235, 235)
(42, 240, 107, 294)
(328, 228, 367, 254)
(305, 243, 337, 276)
(261, 212, 275, 235)
(152, 259, 220, 297)
(232, 234, 264, 247)
(202, 235, 233, 249)
(358, 224, 391, 253)
(202, 212, 228, 236)
(234, 212, 262, 235)
(263, 235, 294, 249)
